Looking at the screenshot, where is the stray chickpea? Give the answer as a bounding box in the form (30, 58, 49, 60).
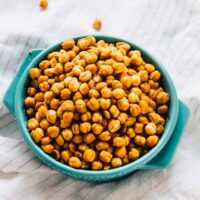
(134, 135, 146, 146)
(62, 129, 73, 141)
(87, 98, 100, 111)
(39, 0, 48, 9)
(92, 18, 102, 30)
(83, 149, 96, 162)
(92, 161, 103, 170)
(128, 148, 139, 160)
(92, 123, 104, 135)
(47, 126, 60, 138)
(46, 110, 57, 124)
(108, 119, 121, 133)
(147, 135, 159, 147)
(31, 128, 44, 143)
(69, 157, 81, 168)
(111, 158, 122, 168)
(80, 122, 91, 134)
(117, 98, 129, 111)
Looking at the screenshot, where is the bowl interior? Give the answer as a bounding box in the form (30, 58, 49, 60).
(15, 35, 179, 177)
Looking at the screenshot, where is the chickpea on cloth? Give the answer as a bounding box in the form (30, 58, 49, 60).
(25, 36, 169, 170)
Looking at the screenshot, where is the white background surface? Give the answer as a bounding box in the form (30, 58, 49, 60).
(0, 0, 200, 199)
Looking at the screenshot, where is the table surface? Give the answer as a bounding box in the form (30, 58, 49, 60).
(0, 0, 200, 199)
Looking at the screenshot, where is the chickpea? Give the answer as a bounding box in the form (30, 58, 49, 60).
(123, 56, 131, 66)
(88, 89, 99, 99)
(111, 51, 123, 62)
(75, 99, 87, 113)
(118, 112, 128, 124)
(117, 98, 129, 111)
(51, 82, 64, 95)
(112, 88, 125, 99)
(111, 80, 123, 89)
(156, 92, 169, 104)
(96, 82, 107, 91)
(150, 70, 161, 81)
(79, 71, 92, 83)
(138, 116, 149, 124)
(26, 108, 35, 117)
(100, 47, 111, 58)
(109, 105, 120, 118)
(147, 135, 159, 147)
(98, 131, 111, 141)
(60, 100, 75, 112)
(92, 123, 104, 135)
(83, 149, 96, 162)
(145, 123, 157, 135)
(61, 150, 71, 163)
(24, 97, 35, 107)
(41, 136, 51, 145)
(87, 98, 100, 111)
(125, 117, 136, 127)
(131, 87, 142, 96)
(31, 128, 44, 143)
(128, 148, 139, 160)
(61, 88, 71, 100)
(29, 68, 41, 79)
(77, 38, 92, 50)
(78, 144, 89, 152)
(40, 119, 50, 130)
(114, 146, 126, 158)
(145, 64, 155, 73)
(39, 60, 50, 70)
(103, 110, 111, 119)
(157, 124, 164, 134)
(101, 87, 112, 99)
(27, 118, 39, 130)
(157, 105, 168, 114)
(111, 158, 122, 168)
(84, 133, 96, 144)
(79, 83, 89, 96)
(85, 64, 98, 75)
(69, 157, 81, 168)
(127, 127, 136, 139)
(81, 111, 91, 122)
(130, 104, 141, 117)
(44, 91, 54, 104)
(73, 91, 83, 102)
(85, 53, 98, 64)
(60, 119, 70, 129)
(116, 42, 130, 51)
(92, 112, 102, 123)
(47, 126, 60, 138)
(134, 123, 144, 134)
(140, 83, 150, 93)
(72, 135, 83, 144)
(112, 62, 127, 74)
(108, 119, 121, 133)
(71, 123, 80, 135)
(93, 74, 103, 83)
(62, 39, 75, 50)
(113, 137, 126, 147)
(96, 141, 109, 151)
(131, 75, 141, 86)
(120, 76, 132, 88)
(56, 135, 65, 146)
(27, 87, 36, 97)
(128, 92, 139, 104)
(99, 99, 110, 110)
(138, 70, 148, 82)
(54, 63, 64, 75)
(42, 144, 54, 154)
(139, 100, 149, 114)
(68, 78, 80, 92)
(134, 135, 146, 146)
(49, 99, 60, 110)
(80, 122, 91, 134)
(131, 54, 143, 66)
(46, 110, 57, 124)
(62, 129, 73, 141)
(63, 111, 74, 124)
(149, 112, 165, 124)
(92, 161, 103, 170)
(99, 151, 113, 163)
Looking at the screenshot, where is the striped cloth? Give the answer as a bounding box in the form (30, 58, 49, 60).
(0, 0, 200, 199)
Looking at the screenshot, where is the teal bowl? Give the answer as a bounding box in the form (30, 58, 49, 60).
(3, 35, 190, 182)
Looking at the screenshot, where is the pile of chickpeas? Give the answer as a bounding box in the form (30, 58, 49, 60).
(24, 36, 169, 170)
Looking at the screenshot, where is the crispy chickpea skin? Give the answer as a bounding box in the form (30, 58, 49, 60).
(25, 36, 169, 170)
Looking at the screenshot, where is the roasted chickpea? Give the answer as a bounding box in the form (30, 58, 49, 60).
(80, 122, 92, 134)
(75, 99, 87, 113)
(101, 87, 112, 99)
(134, 123, 144, 134)
(69, 157, 81, 168)
(71, 123, 80, 135)
(117, 98, 129, 111)
(62, 129, 73, 141)
(73, 91, 83, 102)
(114, 146, 126, 158)
(145, 122, 157, 135)
(27, 87, 36, 97)
(24, 97, 35, 107)
(79, 83, 89, 96)
(156, 92, 169, 104)
(112, 88, 125, 99)
(145, 64, 155, 73)
(83, 149, 96, 162)
(92, 123, 104, 135)
(157, 105, 168, 114)
(99, 151, 113, 163)
(134, 135, 146, 146)
(39, 60, 50, 70)
(63, 111, 74, 124)
(96, 82, 107, 91)
(147, 135, 159, 147)
(108, 119, 121, 133)
(98, 131, 111, 141)
(68, 78, 80, 92)
(27, 118, 39, 130)
(131, 54, 143, 66)
(92, 161, 103, 170)
(79, 71, 92, 83)
(62, 39, 75, 50)
(56, 135, 65, 146)
(96, 141, 109, 151)
(112, 62, 127, 74)
(149, 112, 165, 124)
(127, 127, 136, 138)
(88, 89, 100, 98)
(31, 128, 44, 143)
(120, 75, 132, 88)
(138, 70, 148, 82)
(47, 126, 60, 138)
(99, 98, 111, 110)
(29, 68, 41, 79)
(60, 100, 75, 112)
(118, 112, 128, 124)
(72, 135, 83, 144)
(128, 148, 139, 160)
(40, 119, 50, 130)
(81, 111, 91, 122)
(50, 99, 60, 110)
(42, 144, 54, 154)
(113, 137, 126, 147)
(92, 112, 103, 123)
(84, 133, 96, 144)
(131, 75, 141, 86)
(109, 105, 120, 118)
(61, 88, 71, 100)
(87, 98, 100, 111)
(46, 110, 57, 124)
(150, 70, 161, 81)
(130, 104, 141, 117)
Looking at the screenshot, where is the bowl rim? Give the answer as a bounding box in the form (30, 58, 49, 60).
(14, 35, 179, 177)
